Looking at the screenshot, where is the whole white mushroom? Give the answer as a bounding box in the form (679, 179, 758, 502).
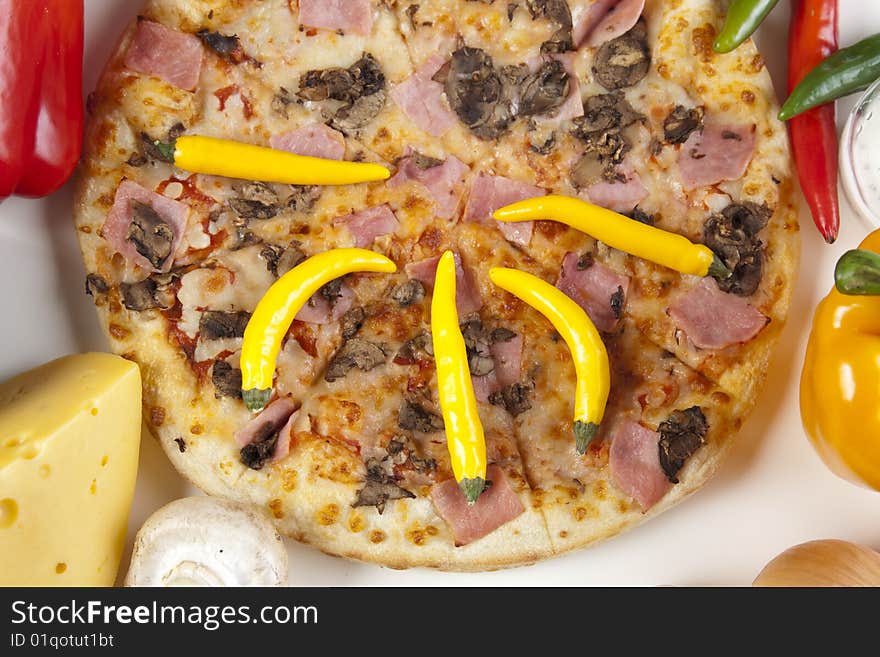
(125, 497, 288, 587)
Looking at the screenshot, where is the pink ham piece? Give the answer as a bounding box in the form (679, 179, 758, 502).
(556, 252, 629, 332)
(430, 465, 525, 545)
(124, 20, 203, 91)
(333, 205, 399, 247)
(269, 123, 346, 160)
(572, 0, 617, 46)
(472, 333, 524, 402)
(463, 174, 547, 247)
(584, 0, 646, 47)
(295, 282, 355, 324)
(405, 253, 483, 315)
(491, 334, 523, 387)
(233, 398, 298, 448)
(582, 166, 648, 213)
(678, 124, 757, 191)
(272, 410, 298, 463)
(298, 0, 373, 36)
(471, 371, 498, 404)
(609, 420, 670, 512)
(388, 148, 469, 219)
(101, 179, 190, 273)
(390, 54, 458, 138)
(668, 278, 769, 350)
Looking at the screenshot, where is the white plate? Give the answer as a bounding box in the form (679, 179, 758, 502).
(2, 0, 880, 587)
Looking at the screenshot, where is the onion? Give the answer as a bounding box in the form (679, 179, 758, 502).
(753, 540, 880, 587)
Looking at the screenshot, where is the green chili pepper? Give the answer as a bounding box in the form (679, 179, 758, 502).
(835, 249, 880, 296)
(780, 33, 880, 121)
(713, 0, 780, 54)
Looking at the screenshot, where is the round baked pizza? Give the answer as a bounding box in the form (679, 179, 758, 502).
(74, 0, 800, 570)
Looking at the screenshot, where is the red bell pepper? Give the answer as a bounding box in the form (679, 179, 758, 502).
(787, 0, 840, 244)
(0, 0, 83, 201)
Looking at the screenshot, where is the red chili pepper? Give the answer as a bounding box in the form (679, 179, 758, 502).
(0, 0, 83, 201)
(787, 0, 840, 244)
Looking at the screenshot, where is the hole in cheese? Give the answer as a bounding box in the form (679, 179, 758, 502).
(21, 446, 38, 460)
(55, 563, 67, 574)
(90, 408, 99, 416)
(0, 498, 18, 528)
(100, 455, 108, 467)
(2, 436, 22, 448)
(38, 464, 50, 478)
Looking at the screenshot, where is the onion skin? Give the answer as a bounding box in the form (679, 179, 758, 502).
(754, 540, 880, 587)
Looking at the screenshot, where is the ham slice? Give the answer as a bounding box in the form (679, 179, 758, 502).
(678, 124, 757, 190)
(430, 465, 525, 545)
(668, 278, 769, 350)
(297, 0, 373, 36)
(272, 410, 298, 463)
(405, 253, 483, 315)
(471, 371, 499, 404)
(233, 398, 298, 448)
(390, 54, 458, 138)
(572, 0, 617, 46)
(269, 124, 346, 160)
(471, 332, 523, 402)
(101, 179, 190, 273)
(388, 148, 469, 219)
(582, 166, 648, 213)
(609, 420, 670, 512)
(584, 0, 646, 47)
(556, 253, 629, 332)
(124, 20, 203, 91)
(463, 174, 546, 247)
(491, 334, 523, 387)
(333, 205, 399, 247)
(295, 282, 355, 324)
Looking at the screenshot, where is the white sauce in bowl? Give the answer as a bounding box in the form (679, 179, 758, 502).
(841, 77, 880, 228)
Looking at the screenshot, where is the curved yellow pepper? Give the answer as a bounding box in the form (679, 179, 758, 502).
(431, 251, 487, 504)
(163, 135, 390, 185)
(493, 194, 730, 278)
(240, 248, 397, 411)
(489, 267, 610, 453)
(801, 230, 880, 491)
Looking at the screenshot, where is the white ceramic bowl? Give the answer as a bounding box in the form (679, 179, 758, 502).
(840, 76, 880, 229)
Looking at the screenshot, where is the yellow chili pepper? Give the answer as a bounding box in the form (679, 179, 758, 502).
(240, 248, 397, 412)
(150, 134, 390, 185)
(800, 230, 880, 491)
(493, 195, 731, 278)
(431, 251, 487, 504)
(489, 267, 610, 453)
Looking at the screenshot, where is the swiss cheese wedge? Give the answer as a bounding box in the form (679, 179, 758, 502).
(0, 353, 141, 586)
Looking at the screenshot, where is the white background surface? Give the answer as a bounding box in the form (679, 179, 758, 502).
(1, 0, 879, 587)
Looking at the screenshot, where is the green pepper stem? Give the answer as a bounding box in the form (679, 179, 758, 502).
(835, 249, 880, 296)
(574, 420, 599, 455)
(151, 138, 177, 163)
(242, 388, 272, 413)
(459, 477, 486, 505)
(708, 254, 733, 280)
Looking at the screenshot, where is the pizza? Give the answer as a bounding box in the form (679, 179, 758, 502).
(74, 0, 799, 570)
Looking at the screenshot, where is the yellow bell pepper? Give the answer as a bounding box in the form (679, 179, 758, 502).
(431, 251, 487, 504)
(489, 267, 610, 453)
(800, 229, 880, 490)
(493, 194, 730, 278)
(150, 134, 390, 185)
(240, 248, 397, 411)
